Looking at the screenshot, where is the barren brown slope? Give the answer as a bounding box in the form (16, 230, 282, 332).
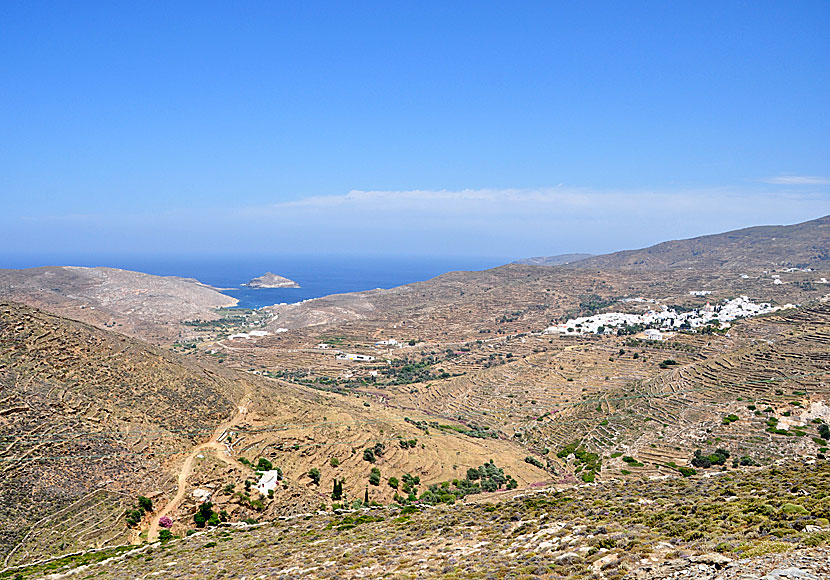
(0, 266, 236, 343)
(0, 301, 249, 566)
(261, 262, 821, 342)
(0, 301, 551, 565)
(258, 217, 830, 338)
(568, 214, 830, 271)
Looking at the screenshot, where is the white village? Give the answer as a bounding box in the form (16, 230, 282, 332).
(543, 295, 795, 338)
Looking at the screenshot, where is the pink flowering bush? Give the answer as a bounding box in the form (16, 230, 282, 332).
(158, 516, 173, 529)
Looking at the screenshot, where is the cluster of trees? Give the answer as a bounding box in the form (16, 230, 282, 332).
(328, 461, 519, 508)
(579, 294, 616, 314)
(331, 478, 345, 500)
(616, 324, 645, 336)
(465, 461, 518, 492)
(193, 501, 221, 527)
(363, 442, 386, 463)
(125, 496, 153, 527)
(379, 356, 451, 385)
(691, 448, 730, 468)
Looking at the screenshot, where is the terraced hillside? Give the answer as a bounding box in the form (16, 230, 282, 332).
(221, 301, 830, 490)
(521, 304, 830, 481)
(0, 301, 248, 565)
(7, 461, 829, 580)
(0, 302, 550, 564)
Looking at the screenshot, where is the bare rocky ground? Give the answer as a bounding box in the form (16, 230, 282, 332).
(630, 549, 829, 579)
(0, 266, 236, 343)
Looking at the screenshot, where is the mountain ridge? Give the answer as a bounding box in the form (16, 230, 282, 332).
(566, 214, 830, 271)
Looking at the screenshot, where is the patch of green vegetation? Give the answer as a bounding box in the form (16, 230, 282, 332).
(621, 456, 644, 467)
(558, 442, 601, 478)
(194, 501, 220, 527)
(0, 545, 135, 579)
(691, 448, 730, 468)
(362, 442, 385, 463)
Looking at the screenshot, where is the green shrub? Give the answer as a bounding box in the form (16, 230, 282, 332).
(780, 503, 808, 515)
(194, 502, 215, 528)
(369, 468, 381, 486)
(308, 468, 321, 485)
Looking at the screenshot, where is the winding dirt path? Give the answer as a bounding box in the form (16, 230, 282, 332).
(143, 396, 250, 542)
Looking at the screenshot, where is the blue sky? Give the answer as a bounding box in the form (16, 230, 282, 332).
(1, 1, 828, 260)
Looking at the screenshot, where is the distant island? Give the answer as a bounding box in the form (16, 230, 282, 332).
(242, 272, 300, 288)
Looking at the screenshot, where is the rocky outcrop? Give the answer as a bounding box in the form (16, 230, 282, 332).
(243, 272, 300, 288)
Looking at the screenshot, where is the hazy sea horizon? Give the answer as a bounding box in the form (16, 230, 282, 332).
(0, 254, 509, 309)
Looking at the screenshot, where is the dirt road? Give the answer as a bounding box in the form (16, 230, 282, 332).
(143, 397, 249, 542)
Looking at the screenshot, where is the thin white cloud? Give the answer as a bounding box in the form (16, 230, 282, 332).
(4, 187, 828, 257)
(243, 187, 826, 220)
(758, 175, 830, 185)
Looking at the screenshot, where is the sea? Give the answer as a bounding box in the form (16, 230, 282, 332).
(1, 254, 508, 310)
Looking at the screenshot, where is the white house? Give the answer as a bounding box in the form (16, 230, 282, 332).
(337, 353, 375, 362)
(644, 329, 663, 341)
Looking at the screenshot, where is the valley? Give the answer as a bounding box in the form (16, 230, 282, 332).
(1, 215, 829, 579)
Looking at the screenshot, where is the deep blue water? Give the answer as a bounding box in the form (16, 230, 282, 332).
(1, 254, 507, 309)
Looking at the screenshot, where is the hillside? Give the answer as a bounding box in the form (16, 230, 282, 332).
(0, 266, 237, 343)
(7, 461, 829, 580)
(251, 215, 829, 337)
(0, 301, 251, 565)
(569, 214, 830, 271)
(0, 301, 550, 566)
